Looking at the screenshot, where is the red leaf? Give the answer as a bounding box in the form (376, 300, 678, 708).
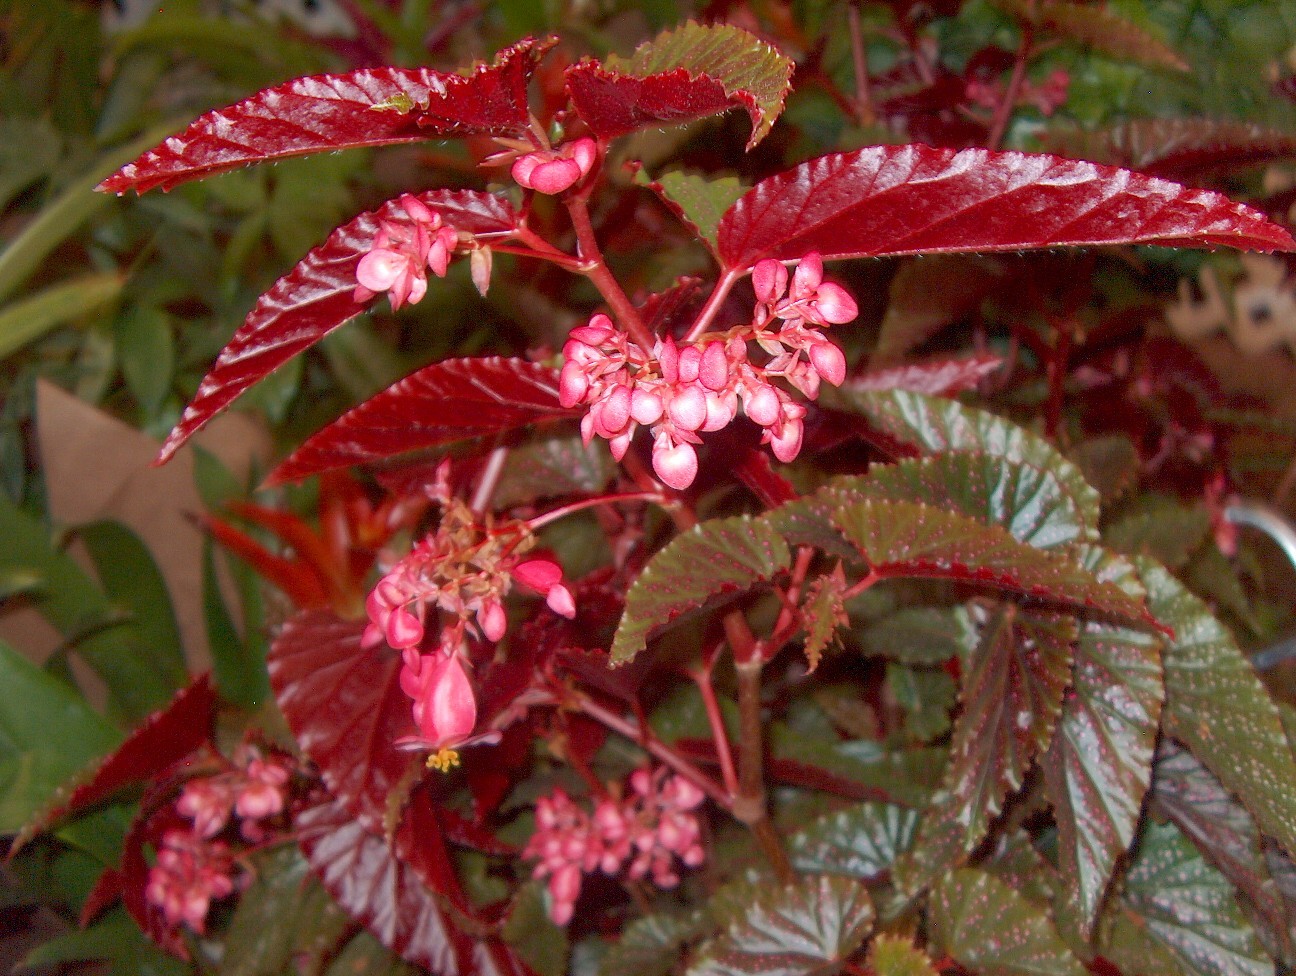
(716, 145, 1296, 270)
(848, 354, 1004, 396)
(269, 610, 415, 834)
(565, 23, 792, 149)
(297, 789, 475, 974)
(157, 191, 519, 464)
(98, 38, 552, 195)
(566, 63, 755, 140)
(98, 800, 194, 957)
(14, 677, 215, 852)
(201, 514, 331, 609)
(269, 358, 574, 484)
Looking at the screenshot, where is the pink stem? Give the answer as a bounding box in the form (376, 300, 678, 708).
(691, 666, 740, 797)
(526, 491, 664, 532)
(564, 196, 656, 351)
(684, 268, 744, 343)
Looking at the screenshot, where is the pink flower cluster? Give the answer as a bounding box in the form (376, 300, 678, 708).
(363, 505, 576, 767)
(523, 768, 706, 926)
(145, 752, 292, 934)
(354, 194, 461, 310)
(559, 252, 857, 489)
(145, 830, 237, 935)
(511, 137, 597, 195)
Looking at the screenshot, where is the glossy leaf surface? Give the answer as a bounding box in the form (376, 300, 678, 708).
(568, 23, 792, 149)
(1152, 741, 1292, 960)
(296, 790, 470, 975)
(1143, 559, 1296, 860)
(932, 868, 1085, 976)
(269, 610, 413, 834)
(848, 353, 1004, 396)
(824, 389, 1102, 532)
(611, 515, 791, 664)
(99, 38, 548, 194)
(859, 452, 1092, 549)
(1101, 821, 1270, 976)
(717, 145, 1295, 270)
(1043, 619, 1163, 941)
(272, 358, 571, 483)
(832, 498, 1147, 622)
(687, 874, 874, 976)
(158, 190, 518, 463)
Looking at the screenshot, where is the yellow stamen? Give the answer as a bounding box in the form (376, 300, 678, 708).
(427, 748, 461, 772)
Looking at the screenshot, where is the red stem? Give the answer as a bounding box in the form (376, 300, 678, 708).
(564, 196, 655, 351)
(847, 2, 876, 126)
(691, 665, 740, 797)
(987, 22, 1033, 149)
(684, 268, 744, 343)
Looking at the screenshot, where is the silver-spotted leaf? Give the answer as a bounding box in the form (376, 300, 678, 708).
(610, 515, 790, 665)
(788, 801, 919, 879)
(1100, 821, 1270, 976)
(1143, 558, 1296, 860)
(686, 874, 874, 976)
(932, 868, 1085, 976)
(598, 910, 705, 976)
(1044, 617, 1164, 942)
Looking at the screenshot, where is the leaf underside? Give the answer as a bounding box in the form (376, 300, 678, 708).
(717, 145, 1295, 270)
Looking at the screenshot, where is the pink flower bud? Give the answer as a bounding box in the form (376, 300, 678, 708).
(404, 651, 478, 749)
(234, 780, 284, 820)
(594, 385, 632, 437)
(546, 584, 576, 619)
(699, 342, 729, 391)
(608, 427, 634, 461)
(630, 387, 664, 425)
(568, 137, 598, 177)
(559, 361, 590, 408)
(812, 282, 857, 324)
(809, 340, 847, 386)
(702, 391, 736, 432)
(752, 259, 788, 305)
(427, 226, 457, 278)
(790, 252, 824, 300)
(653, 438, 698, 490)
(470, 247, 492, 296)
(550, 863, 582, 904)
(400, 194, 436, 225)
(514, 559, 563, 592)
(657, 335, 679, 384)
(677, 346, 701, 384)
(767, 418, 805, 463)
(386, 606, 424, 650)
(478, 600, 507, 642)
(668, 385, 708, 432)
(744, 384, 781, 427)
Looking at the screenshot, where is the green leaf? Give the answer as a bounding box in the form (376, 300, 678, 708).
(633, 168, 749, 256)
(886, 663, 956, 743)
(686, 874, 874, 976)
(220, 846, 351, 976)
(800, 565, 848, 672)
(503, 882, 570, 976)
(0, 498, 175, 721)
(869, 935, 939, 976)
(607, 23, 794, 148)
(0, 272, 123, 360)
(788, 801, 920, 879)
(821, 389, 1101, 534)
(769, 728, 944, 809)
(611, 515, 791, 665)
(114, 307, 175, 414)
(932, 868, 1085, 976)
(860, 452, 1093, 549)
(21, 906, 188, 976)
(598, 909, 704, 976)
(1043, 617, 1164, 942)
(1152, 740, 1292, 962)
(1105, 499, 1211, 570)
(0, 116, 60, 211)
(77, 520, 187, 694)
(831, 499, 1148, 624)
(858, 605, 979, 665)
(0, 119, 182, 303)
(901, 608, 1074, 892)
(493, 435, 615, 508)
(1142, 558, 1296, 861)
(203, 539, 269, 709)
(992, 0, 1189, 71)
(1100, 821, 1270, 976)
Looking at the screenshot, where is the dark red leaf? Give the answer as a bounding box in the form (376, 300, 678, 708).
(565, 23, 792, 149)
(297, 789, 474, 974)
(157, 191, 519, 464)
(269, 358, 573, 484)
(567, 64, 753, 141)
(98, 38, 552, 195)
(15, 676, 215, 852)
(848, 354, 1004, 396)
(102, 800, 194, 957)
(269, 610, 415, 834)
(716, 145, 1296, 270)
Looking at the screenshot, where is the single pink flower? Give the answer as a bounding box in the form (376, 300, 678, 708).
(512, 137, 598, 195)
